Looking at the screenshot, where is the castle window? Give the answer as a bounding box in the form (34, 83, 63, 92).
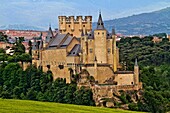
(58, 65, 64, 69)
(108, 48, 111, 54)
(83, 25, 85, 27)
(98, 32, 100, 35)
(68, 25, 70, 27)
(89, 48, 93, 53)
(47, 65, 50, 69)
(102, 32, 104, 35)
(107, 34, 110, 36)
(131, 82, 133, 85)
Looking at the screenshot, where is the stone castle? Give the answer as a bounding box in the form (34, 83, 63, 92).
(58, 15, 92, 37)
(32, 13, 142, 105)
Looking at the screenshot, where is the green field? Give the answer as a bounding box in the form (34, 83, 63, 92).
(0, 99, 143, 113)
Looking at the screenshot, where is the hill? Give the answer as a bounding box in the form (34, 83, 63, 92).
(93, 7, 170, 35)
(0, 24, 45, 31)
(0, 99, 143, 113)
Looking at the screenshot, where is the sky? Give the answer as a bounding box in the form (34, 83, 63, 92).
(1, 0, 170, 29)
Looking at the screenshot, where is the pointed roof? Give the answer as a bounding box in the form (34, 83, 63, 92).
(96, 12, 105, 30)
(46, 25, 54, 43)
(135, 58, 138, 66)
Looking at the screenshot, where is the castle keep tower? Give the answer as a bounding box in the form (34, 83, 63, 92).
(58, 16, 92, 38)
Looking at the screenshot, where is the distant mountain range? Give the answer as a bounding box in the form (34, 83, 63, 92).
(1, 7, 170, 35)
(0, 24, 45, 31)
(93, 7, 170, 35)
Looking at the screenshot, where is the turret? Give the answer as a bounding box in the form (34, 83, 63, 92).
(81, 29, 88, 64)
(70, 16, 74, 30)
(113, 33, 117, 72)
(134, 58, 139, 85)
(77, 16, 83, 30)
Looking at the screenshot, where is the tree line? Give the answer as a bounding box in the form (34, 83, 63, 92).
(118, 36, 170, 113)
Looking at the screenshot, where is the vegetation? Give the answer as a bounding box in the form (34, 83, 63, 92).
(0, 32, 170, 112)
(118, 36, 170, 113)
(0, 99, 143, 113)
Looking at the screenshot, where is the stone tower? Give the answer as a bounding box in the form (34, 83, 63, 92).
(58, 16, 92, 38)
(94, 12, 107, 64)
(134, 58, 139, 85)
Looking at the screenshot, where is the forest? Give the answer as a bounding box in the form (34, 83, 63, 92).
(117, 36, 170, 112)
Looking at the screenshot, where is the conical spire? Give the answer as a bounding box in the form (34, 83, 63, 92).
(96, 11, 105, 30)
(135, 58, 138, 66)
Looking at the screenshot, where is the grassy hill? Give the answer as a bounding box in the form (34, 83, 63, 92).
(0, 99, 143, 113)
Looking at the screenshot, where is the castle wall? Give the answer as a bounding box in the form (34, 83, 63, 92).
(85, 65, 114, 84)
(106, 39, 113, 65)
(87, 39, 95, 63)
(58, 16, 92, 38)
(96, 66, 114, 84)
(115, 73, 134, 85)
(41, 48, 71, 83)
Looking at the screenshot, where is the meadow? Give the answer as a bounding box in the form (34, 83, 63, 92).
(0, 99, 144, 113)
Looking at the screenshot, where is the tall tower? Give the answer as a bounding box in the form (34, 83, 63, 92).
(94, 12, 107, 64)
(113, 33, 117, 72)
(81, 30, 88, 64)
(58, 16, 92, 38)
(134, 58, 139, 85)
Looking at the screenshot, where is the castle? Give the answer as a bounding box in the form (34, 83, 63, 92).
(32, 13, 142, 93)
(58, 15, 92, 37)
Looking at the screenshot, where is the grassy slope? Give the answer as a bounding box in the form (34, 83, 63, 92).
(0, 99, 143, 113)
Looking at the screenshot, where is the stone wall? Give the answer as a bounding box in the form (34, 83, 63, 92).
(58, 16, 92, 37)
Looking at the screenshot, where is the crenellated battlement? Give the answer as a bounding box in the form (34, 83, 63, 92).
(59, 16, 92, 23)
(58, 16, 92, 37)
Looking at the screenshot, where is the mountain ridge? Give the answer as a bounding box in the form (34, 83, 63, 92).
(1, 7, 170, 35)
(102, 7, 170, 35)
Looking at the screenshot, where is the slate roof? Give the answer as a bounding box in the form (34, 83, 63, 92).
(49, 34, 67, 47)
(96, 12, 105, 30)
(68, 44, 81, 56)
(48, 33, 74, 49)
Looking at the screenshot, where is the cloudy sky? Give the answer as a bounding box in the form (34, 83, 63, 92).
(1, 0, 170, 29)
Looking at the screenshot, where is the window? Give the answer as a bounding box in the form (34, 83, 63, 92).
(102, 32, 104, 35)
(89, 48, 93, 53)
(68, 25, 70, 27)
(131, 82, 133, 85)
(83, 25, 85, 27)
(47, 65, 50, 69)
(58, 65, 64, 69)
(98, 32, 100, 35)
(108, 48, 111, 54)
